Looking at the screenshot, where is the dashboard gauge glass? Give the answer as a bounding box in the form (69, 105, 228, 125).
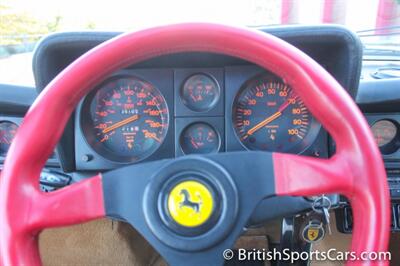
(0, 121, 18, 157)
(181, 74, 220, 112)
(180, 122, 220, 154)
(233, 75, 319, 153)
(81, 76, 169, 163)
(371, 120, 397, 147)
(371, 119, 399, 154)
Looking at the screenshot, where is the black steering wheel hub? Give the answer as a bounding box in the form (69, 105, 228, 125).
(143, 156, 239, 251)
(158, 173, 221, 236)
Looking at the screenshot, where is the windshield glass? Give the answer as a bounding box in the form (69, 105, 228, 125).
(1, 0, 400, 86)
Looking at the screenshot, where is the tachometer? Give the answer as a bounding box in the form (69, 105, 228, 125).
(81, 76, 169, 163)
(233, 75, 318, 153)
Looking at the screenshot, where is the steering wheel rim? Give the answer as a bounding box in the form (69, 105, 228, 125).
(0, 23, 389, 266)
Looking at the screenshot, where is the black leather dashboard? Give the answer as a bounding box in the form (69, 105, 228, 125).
(31, 25, 362, 172)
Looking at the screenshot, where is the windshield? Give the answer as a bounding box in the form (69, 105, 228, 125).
(1, 0, 400, 86)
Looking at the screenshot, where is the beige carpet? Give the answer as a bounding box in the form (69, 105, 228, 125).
(39, 219, 164, 266)
(39, 216, 399, 266)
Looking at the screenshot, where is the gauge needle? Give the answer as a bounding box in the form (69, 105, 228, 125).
(245, 99, 292, 136)
(1, 138, 8, 144)
(102, 114, 139, 134)
(1, 135, 10, 145)
(149, 135, 162, 143)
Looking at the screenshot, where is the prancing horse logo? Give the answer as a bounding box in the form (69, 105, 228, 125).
(179, 189, 202, 212)
(167, 181, 213, 227)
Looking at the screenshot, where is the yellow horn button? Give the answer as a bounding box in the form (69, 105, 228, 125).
(167, 180, 214, 227)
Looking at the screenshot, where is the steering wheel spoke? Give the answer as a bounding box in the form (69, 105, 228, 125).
(31, 175, 105, 230)
(273, 153, 352, 197)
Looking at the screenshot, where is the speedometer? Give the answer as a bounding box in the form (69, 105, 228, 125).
(81, 76, 169, 163)
(233, 75, 319, 153)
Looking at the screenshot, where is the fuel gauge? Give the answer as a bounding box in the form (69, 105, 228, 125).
(180, 123, 220, 155)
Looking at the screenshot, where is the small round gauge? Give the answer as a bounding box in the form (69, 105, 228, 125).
(371, 119, 399, 154)
(81, 76, 169, 163)
(233, 75, 319, 153)
(181, 74, 220, 112)
(0, 121, 18, 157)
(180, 123, 220, 154)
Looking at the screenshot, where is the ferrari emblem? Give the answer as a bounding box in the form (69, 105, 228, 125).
(167, 180, 214, 227)
(302, 221, 325, 243)
(307, 227, 319, 241)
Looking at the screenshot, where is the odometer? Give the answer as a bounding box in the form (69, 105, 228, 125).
(82, 76, 169, 163)
(233, 75, 318, 153)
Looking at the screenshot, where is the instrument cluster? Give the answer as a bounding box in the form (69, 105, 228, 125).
(76, 66, 325, 170)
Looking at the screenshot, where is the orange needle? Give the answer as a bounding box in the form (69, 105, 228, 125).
(246, 111, 282, 136)
(245, 98, 292, 137)
(102, 114, 139, 134)
(143, 130, 162, 143)
(150, 135, 162, 143)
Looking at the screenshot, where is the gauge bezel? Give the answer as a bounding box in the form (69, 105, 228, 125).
(179, 122, 221, 155)
(80, 75, 170, 164)
(180, 73, 221, 112)
(232, 73, 321, 154)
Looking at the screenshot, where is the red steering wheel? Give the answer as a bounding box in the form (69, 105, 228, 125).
(0, 23, 389, 266)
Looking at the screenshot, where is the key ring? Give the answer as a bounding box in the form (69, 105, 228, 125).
(312, 195, 332, 213)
